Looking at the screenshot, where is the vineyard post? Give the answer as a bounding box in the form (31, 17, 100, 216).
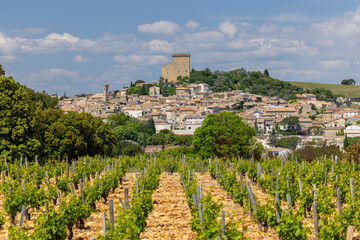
(16, 168, 19, 181)
(109, 199, 114, 229)
(221, 210, 225, 237)
(192, 193, 198, 210)
(324, 169, 327, 189)
(119, 198, 125, 210)
(66, 160, 69, 179)
(97, 172, 101, 187)
(135, 179, 139, 196)
(286, 193, 292, 215)
(19, 205, 26, 229)
(239, 172, 244, 193)
(45, 199, 49, 217)
(246, 182, 253, 220)
(352, 160, 355, 173)
(313, 202, 319, 240)
(313, 184, 317, 200)
(20, 157, 22, 167)
(233, 170, 236, 184)
(275, 191, 280, 223)
(35, 156, 38, 169)
(286, 175, 289, 189)
(192, 169, 195, 182)
(220, 170, 227, 191)
(33, 172, 35, 182)
(45, 171, 49, 185)
(124, 188, 129, 209)
(312, 167, 314, 178)
(103, 212, 107, 239)
(346, 226, 355, 240)
(271, 167, 274, 190)
(198, 203, 204, 232)
(299, 178, 302, 194)
(196, 186, 201, 203)
(350, 178, 355, 211)
(335, 175, 338, 189)
(336, 188, 342, 218)
(69, 183, 75, 196)
(25, 157, 28, 168)
(181, 174, 187, 193)
(80, 179, 84, 204)
(188, 170, 191, 182)
(57, 190, 61, 205)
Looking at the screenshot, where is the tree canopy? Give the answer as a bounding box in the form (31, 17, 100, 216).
(193, 111, 262, 159)
(341, 79, 356, 85)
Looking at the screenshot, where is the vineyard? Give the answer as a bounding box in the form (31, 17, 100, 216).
(0, 155, 359, 239)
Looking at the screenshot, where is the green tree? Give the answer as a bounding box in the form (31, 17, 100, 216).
(0, 64, 5, 76)
(0, 76, 41, 160)
(341, 79, 356, 85)
(264, 69, 269, 76)
(193, 111, 261, 159)
(275, 136, 300, 150)
(267, 127, 278, 147)
(108, 113, 130, 128)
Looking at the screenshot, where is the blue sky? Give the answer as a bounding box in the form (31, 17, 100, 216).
(2, 0, 360, 95)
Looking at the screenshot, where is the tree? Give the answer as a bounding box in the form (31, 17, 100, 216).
(0, 64, 5, 76)
(275, 136, 300, 150)
(0, 77, 41, 160)
(267, 127, 278, 147)
(193, 111, 262, 159)
(264, 69, 269, 76)
(341, 79, 356, 85)
(344, 140, 360, 162)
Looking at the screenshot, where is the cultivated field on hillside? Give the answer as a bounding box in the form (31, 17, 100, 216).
(289, 81, 360, 98)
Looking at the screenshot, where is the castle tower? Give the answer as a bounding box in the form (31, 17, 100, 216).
(161, 53, 191, 82)
(103, 83, 109, 102)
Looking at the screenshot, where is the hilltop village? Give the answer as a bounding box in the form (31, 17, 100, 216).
(57, 53, 360, 155)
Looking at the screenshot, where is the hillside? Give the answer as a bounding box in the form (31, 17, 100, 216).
(289, 81, 360, 98)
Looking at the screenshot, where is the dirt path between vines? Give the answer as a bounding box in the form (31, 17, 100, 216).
(196, 172, 278, 240)
(72, 172, 136, 240)
(140, 173, 195, 240)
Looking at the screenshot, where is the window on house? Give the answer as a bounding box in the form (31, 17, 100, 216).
(188, 127, 191, 129)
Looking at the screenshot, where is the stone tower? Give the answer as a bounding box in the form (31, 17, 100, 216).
(103, 82, 109, 102)
(161, 53, 191, 82)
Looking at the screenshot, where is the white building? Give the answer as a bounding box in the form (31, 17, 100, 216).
(344, 125, 360, 137)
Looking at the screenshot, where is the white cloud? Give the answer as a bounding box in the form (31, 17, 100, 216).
(0, 55, 20, 62)
(113, 54, 169, 65)
(185, 20, 199, 31)
(138, 21, 180, 35)
(74, 55, 91, 62)
(184, 31, 224, 42)
(148, 39, 174, 52)
(320, 60, 350, 70)
(41, 68, 79, 77)
(0, 33, 20, 54)
(219, 21, 237, 38)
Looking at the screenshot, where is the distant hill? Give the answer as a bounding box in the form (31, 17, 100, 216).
(289, 81, 360, 98)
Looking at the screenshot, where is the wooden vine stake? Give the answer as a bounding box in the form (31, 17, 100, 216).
(221, 210, 225, 237)
(19, 205, 26, 229)
(103, 212, 107, 240)
(346, 226, 355, 240)
(313, 202, 319, 240)
(109, 199, 114, 229)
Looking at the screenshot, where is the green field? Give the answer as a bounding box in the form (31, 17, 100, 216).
(289, 81, 360, 98)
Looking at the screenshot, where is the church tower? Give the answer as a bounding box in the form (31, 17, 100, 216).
(103, 83, 109, 102)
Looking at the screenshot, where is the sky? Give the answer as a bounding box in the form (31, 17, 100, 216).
(2, 0, 360, 95)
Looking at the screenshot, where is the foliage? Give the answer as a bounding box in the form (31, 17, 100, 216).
(187, 68, 306, 100)
(344, 140, 360, 162)
(194, 111, 261, 159)
(341, 78, 356, 85)
(294, 141, 342, 161)
(310, 88, 336, 101)
(275, 137, 300, 150)
(0, 76, 41, 160)
(280, 116, 299, 126)
(0, 64, 5, 76)
(267, 127, 278, 147)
